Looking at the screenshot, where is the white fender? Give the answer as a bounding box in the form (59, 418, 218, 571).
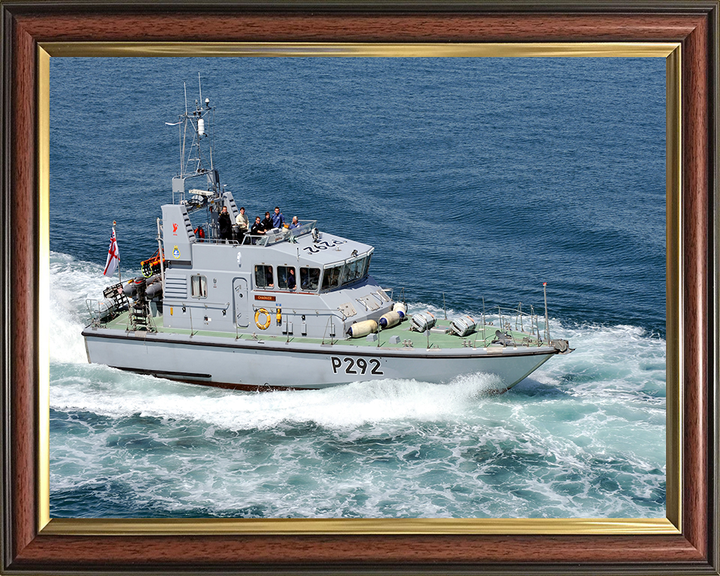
(348, 319, 378, 338)
(379, 311, 402, 329)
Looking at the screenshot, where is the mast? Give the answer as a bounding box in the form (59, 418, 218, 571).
(180, 82, 187, 180)
(169, 76, 219, 207)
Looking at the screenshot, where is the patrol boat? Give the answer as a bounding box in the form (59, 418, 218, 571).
(82, 89, 571, 392)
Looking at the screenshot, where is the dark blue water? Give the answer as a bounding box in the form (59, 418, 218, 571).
(49, 57, 666, 518)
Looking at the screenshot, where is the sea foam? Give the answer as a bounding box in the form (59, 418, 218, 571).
(48, 252, 666, 519)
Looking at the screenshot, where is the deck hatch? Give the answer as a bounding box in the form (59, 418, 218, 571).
(338, 302, 357, 318)
(357, 295, 381, 311)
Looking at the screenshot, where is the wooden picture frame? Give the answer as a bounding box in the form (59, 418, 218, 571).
(1, 1, 718, 573)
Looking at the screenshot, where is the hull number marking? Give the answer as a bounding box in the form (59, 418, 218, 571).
(331, 356, 383, 375)
(303, 239, 346, 254)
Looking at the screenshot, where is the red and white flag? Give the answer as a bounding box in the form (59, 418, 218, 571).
(103, 225, 120, 277)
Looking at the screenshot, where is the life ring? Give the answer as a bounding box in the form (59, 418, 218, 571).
(255, 308, 272, 330)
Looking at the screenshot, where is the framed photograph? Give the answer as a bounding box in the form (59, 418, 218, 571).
(1, 2, 717, 574)
(46, 48, 670, 521)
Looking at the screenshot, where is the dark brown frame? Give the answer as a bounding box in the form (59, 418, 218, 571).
(1, 1, 718, 574)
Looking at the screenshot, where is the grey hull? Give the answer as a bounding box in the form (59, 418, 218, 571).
(83, 327, 559, 391)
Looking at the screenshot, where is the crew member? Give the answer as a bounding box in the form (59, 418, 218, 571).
(287, 267, 296, 290)
(272, 206, 285, 229)
(235, 206, 249, 242)
(218, 206, 232, 242)
(262, 211, 274, 231)
(250, 216, 266, 245)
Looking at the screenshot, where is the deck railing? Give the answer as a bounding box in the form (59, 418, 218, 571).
(191, 220, 317, 246)
(240, 220, 317, 246)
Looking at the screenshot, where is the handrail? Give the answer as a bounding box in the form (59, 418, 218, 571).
(252, 304, 348, 321)
(476, 307, 546, 346)
(240, 219, 317, 246)
(241, 234, 267, 246)
(177, 301, 231, 312)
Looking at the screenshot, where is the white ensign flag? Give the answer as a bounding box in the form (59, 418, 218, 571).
(103, 226, 119, 277)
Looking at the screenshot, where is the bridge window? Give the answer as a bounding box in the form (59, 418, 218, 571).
(319, 256, 372, 293)
(343, 256, 367, 284)
(190, 274, 207, 298)
(362, 254, 372, 277)
(278, 266, 297, 290)
(341, 260, 356, 284)
(300, 268, 320, 291)
(321, 265, 342, 291)
(254, 265, 274, 289)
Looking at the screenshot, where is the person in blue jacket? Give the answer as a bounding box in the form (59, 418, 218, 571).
(271, 206, 285, 229)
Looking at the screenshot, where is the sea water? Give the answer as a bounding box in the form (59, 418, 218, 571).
(49, 57, 666, 518)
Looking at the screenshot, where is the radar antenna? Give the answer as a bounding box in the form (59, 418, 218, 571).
(168, 75, 219, 208)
